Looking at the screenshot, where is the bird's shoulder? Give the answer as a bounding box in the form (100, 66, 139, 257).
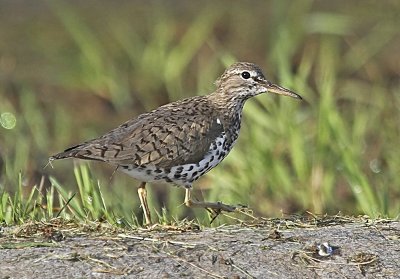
(107, 96, 218, 140)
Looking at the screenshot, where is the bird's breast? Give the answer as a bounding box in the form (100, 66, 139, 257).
(166, 132, 234, 186)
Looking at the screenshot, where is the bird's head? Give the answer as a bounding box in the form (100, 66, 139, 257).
(215, 62, 302, 100)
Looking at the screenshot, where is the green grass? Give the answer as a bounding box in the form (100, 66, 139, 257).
(0, 0, 399, 225)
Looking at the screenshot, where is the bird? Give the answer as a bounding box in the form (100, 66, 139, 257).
(50, 62, 302, 225)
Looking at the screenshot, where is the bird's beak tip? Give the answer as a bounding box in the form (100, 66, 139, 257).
(293, 93, 303, 100)
(265, 82, 302, 100)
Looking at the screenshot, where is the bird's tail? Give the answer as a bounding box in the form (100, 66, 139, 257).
(49, 143, 100, 162)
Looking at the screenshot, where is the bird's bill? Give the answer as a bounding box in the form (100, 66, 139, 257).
(265, 82, 302, 100)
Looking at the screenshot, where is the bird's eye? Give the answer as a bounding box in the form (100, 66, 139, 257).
(241, 71, 251, 79)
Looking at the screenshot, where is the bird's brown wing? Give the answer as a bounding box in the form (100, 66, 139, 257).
(51, 97, 224, 168)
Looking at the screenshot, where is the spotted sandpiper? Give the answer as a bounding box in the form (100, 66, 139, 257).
(50, 62, 302, 225)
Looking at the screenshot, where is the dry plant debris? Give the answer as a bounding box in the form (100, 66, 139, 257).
(0, 215, 399, 278)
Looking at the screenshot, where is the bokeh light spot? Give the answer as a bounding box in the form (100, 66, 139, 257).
(0, 112, 17, 129)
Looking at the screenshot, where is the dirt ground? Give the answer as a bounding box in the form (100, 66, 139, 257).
(0, 216, 399, 279)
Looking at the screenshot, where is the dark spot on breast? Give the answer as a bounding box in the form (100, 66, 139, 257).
(155, 168, 163, 173)
(187, 165, 194, 171)
(146, 170, 152, 175)
(174, 173, 181, 179)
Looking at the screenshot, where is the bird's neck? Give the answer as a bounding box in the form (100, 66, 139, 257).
(208, 89, 248, 117)
(208, 90, 248, 143)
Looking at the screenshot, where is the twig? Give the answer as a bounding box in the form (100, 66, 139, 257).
(56, 193, 76, 218)
(117, 234, 199, 249)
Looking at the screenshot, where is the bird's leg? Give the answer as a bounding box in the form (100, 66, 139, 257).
(184, 188, 236, 213)
(137, 182, 152, 225)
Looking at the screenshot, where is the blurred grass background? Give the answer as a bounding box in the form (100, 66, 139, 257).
(0, 0, 399, 225)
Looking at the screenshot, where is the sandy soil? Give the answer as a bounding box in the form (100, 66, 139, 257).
(0, 217, 399, 278)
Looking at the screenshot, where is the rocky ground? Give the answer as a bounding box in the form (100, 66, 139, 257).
(0, 216, 399, 278)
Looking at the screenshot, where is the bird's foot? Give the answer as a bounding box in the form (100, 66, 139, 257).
(184, 189, 248, 223)
(206, 203, 248, 224)
(185, 199, 237, 212)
